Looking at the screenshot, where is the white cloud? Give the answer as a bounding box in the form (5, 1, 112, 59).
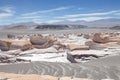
(18, 6, 73, 22)
(67, 17, 112, 22)
(1, 7, 14, 13)
(0, 13, 12, 18)
(22, 6, 72, 16)
(44, 20, 64, 24)
(19, 15, 41, 19)
(57, 10, 120, 19)
(0, 6, 15, 18)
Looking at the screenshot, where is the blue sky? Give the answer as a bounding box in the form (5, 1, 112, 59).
(0, 0, 120, 25)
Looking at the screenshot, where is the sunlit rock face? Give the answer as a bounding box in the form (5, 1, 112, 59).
(9, 40, 33, 51)
(92, 33, 109, 43)
(0, 39, 33, 51)
(67, 44, 89, 51)
(30, 35, 57, 49)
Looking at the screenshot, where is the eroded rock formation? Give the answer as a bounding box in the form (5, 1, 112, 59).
(30, 35, 57, 49)
(92, 33, 109, 43)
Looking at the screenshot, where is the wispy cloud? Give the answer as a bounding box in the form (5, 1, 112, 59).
(0, 6, 15, 18)
(22, 6, 73, 16)
(44, 20, 64, 24)
(67, 17, 112, 22)
(17, 6, 73, 22)
(19, 15, 41, 19)
(56, 10, 120, 19)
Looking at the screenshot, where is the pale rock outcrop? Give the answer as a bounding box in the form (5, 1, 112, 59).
(30, 35, 57, 49)
(33, 40, 54, 49)
(10, 40, 33, 51)
(53, 41, 67, 51)
(68, 50, 110, 57)
(3, 50, 22, 56)
(100, 42, 120, 48)
(67, 44, 89, 51)
(109, 36, 120, 42)
(93, 33, 120, 43)
(85, 41, 106, 50)
(0, 54, 14, 63)
(85, 41, 120, 50)
(0, 54, 14, 60)
(67, 50, 111, 63)
(17, 35, 24, 40)
(83, 34, 90, 39)
(77, 33, 83, 37)
(30, 36, 48, 45)
(20, 47, 58, 55)
(0, 39, 32, 51)
(92, 33, 109, 43)
(7, 34, 15, 39)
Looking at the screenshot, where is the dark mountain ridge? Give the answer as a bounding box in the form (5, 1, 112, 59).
(35, 24, 88, 30)
(110, 25, 120, 30)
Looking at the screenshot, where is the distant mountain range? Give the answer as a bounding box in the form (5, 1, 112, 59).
(0, 22, 38, 30)
(55, 18, 120, 28)
(0, 22, 37, 28)
(0, 18, 120, 30)
(84, 18, 120, 27)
